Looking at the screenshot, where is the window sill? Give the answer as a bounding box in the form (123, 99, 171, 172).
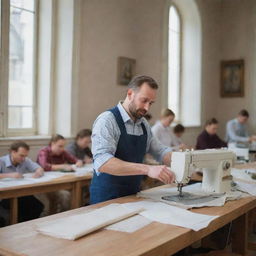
(0, 135, 73, 147)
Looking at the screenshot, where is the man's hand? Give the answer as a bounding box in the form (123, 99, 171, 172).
(32, 168, 44, 178)
(76, 160, 84, 167)
(8, 172, 23, 179)
(146, 165, 175, 184)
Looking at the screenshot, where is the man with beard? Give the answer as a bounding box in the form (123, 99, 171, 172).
(90, 75, 175, 204)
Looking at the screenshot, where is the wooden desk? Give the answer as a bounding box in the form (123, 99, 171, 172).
(0, 173, 92, 225)
(0, 192, 255, 256)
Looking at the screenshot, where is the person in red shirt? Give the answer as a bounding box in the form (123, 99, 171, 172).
(36, 134, 83, 215)
(37, 134, 83, 172)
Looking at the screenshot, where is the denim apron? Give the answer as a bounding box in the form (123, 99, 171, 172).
(90, 106, 147, 204)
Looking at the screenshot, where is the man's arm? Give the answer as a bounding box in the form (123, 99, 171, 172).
(99, 157, 174, 184)
(0, 160, 23, 179)
(32, 167, 44, 178)
(92, 112, 175, 184)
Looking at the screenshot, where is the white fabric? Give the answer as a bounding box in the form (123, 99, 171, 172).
(37, 203, 142, 240)
(0, 165, 93, 188)
(137, 183, 241, 209)
(231, 168, 256, 194)
(106, 215, 152, 233)
(231, 168, 256, 182)
(231, 168, 256, 196)
(122, 200, 218, 231)
(0, 172, 67, 188)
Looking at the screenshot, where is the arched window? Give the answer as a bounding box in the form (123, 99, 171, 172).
(168, 5, 181, 119)
(165, 0, 202, 127)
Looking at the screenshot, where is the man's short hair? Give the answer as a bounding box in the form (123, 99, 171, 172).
(205, 118, 218, 126)
(10, 141, 30, 152)
(75, 129, 92, 141)
(128, 75, 159, 90)
(174, 124, 185, 134)
(238, 109, 249, 117)
(161, 108, 175, 118)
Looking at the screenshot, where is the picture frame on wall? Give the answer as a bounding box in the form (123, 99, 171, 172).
(117, 57, 136, 85)
(220, 59, 244, 97)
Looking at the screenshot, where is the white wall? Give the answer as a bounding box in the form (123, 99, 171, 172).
(2, 0, 256, 152)
(216, 0, 256, 138)
(78, 0, 137, 131)
(77, 0, 222, 146)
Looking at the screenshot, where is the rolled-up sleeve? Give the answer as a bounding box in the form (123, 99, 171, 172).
(92, 112, 120, 174)
(146, 124, 172, 163)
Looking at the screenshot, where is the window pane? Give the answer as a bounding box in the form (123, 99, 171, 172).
(168, 6, 180, 118)
(8, 0, 35, 129)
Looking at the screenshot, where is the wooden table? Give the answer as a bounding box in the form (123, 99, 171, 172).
(0, 173, 92, 225)
(0, 190, 255, 256)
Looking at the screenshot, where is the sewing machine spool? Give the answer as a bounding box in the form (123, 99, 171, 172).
(161, 192, 225, 205)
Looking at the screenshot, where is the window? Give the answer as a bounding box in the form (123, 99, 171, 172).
(168, 5, 181, 119)
(165, 0, 202, 127)
(0, 0, 37, 136)
(0, 0, 81, 138)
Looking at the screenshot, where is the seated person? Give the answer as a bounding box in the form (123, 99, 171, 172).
(36, 134, 82, 213)
(66, 129, 93, 164)
(151, 108, 175, 147)
(196, 118, 227, 150)
(226, 109, 256, 144)
(37, 134, 83, 171)
(171, 124, 188, 150)
(0, 141, 44, 225)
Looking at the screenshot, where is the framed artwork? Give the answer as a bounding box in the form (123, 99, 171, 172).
(117, 57, 136, 85)
(220, 59, 244, 97)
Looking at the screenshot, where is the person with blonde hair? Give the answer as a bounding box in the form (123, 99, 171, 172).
(151, 108, 175, 146)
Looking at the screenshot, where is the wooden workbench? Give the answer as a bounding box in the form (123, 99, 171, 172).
(0, 173, 92, 225)
(0, 191, 255, 256)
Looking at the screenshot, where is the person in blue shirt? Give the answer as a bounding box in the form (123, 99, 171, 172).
(226, 109, 256, 143)
(0, 141, 44, 225)
(90, 75, 175, 204)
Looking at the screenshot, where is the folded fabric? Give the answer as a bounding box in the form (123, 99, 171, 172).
(37, 203, 142, 240)
(106, 215, 152, 233)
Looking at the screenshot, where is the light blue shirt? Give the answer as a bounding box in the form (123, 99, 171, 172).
(92, 103, 172, 174)
(0, 160, 5, 173)
(226, 118, 249, 143)
(0, 154, 40, 174)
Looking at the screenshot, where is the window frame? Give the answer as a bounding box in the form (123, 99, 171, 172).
(167, 4, 182, 122)
(0, 0, 39, 137)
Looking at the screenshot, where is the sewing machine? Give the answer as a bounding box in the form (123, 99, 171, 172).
(171, 149, 236, 195)
(228, 143, 249, 162)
